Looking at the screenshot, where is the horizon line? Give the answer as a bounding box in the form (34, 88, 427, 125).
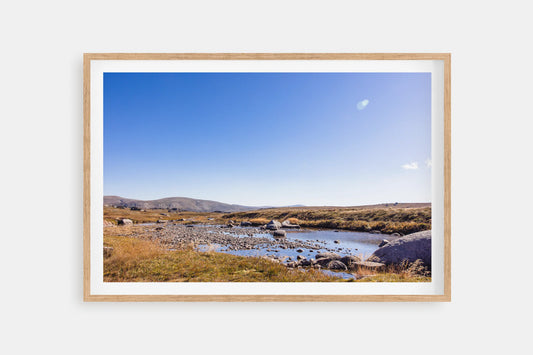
(104, 194, 431, 208)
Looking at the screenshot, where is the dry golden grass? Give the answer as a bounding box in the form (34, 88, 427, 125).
(103, 235, 342, 282)
(104, 206, 227, 225)
(224, 206, 431, 234)
(104, 204, 430, 234)
(103, 231, 430, 282)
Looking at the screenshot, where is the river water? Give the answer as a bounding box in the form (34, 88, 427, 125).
(202, 227, 390, 262)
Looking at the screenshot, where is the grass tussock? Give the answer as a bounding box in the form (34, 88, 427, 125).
(351, 262, 431, 282)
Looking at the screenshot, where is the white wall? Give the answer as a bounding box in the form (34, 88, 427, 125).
(1, 1, 531, 354)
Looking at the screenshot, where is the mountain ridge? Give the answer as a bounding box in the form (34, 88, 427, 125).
(104, 195, 259, 212)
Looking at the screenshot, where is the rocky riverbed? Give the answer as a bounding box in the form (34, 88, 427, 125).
(107, 220, 414, 279)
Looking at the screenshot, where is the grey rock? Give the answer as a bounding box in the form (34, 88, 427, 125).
(117, 218, 133, 225)
(273, 230, 287, 238)
(240, 221, 252, 227)
(355, 261, 385, 270)
(367, 230, 431, 268)
(296, 248, 304, 253)
(281, 220, 300, 229)
(315, 252, 341, 260)
(266, 220, 282, 230)
(334, 240, 340, 244)
(297, 255, 306, 261)
(378, 239, 390, 247)
(327, 260, 348, 271)
(340, 255, 362, 269)
(299, 259, 312, 267)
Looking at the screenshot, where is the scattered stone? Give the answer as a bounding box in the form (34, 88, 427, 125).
(266, 220, 282, 230)
(355, 261, 385, 270)
(273, 230, 287, 238)
(117, 218, 133, 225)
(240, 221, 252, 227)
(334, 240, 340, 244)
(340, 255, 362, 269)
(296, 248, 304, 253)
(299, 259, 312, 267)
(297, 255, 306, 261)
(157, 220, 167, 223)
(315, 252, 341, 260)
(327, 260, 348, 271)
(281, 220, 300, 229)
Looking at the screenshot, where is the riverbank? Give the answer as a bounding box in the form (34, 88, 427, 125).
(103, 223, 431, 282)
(223, 204, 431, 235)
(104, 204, 431, 235)
(104, 234, 342, 282)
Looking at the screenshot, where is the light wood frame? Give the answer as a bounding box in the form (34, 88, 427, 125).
(84, 53, 451, 302)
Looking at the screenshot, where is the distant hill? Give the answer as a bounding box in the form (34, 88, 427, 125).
(104, 196, 258, 213)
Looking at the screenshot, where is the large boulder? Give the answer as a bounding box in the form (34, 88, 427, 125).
(266, 220, 282, 230)
(367, 230, 431, 268)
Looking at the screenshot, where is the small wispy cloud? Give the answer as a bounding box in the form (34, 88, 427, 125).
(402, 162, 419, 170)
(357, 99, 370, 110)
(425, 158, 432, 168)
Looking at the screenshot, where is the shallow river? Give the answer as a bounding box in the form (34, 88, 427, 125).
(200, 227, 389, 263)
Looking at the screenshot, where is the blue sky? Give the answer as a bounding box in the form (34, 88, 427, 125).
(104, 72, 431, 206)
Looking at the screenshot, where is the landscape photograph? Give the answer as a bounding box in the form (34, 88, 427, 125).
(103, 71, 432, 282)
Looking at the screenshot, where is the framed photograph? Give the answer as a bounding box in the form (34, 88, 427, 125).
(84, 53, 451, 301)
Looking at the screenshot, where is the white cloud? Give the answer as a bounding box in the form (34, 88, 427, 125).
(402, 162, 419, 170)
(357, 99, 369, 110)
(425, 158, 432, 168)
